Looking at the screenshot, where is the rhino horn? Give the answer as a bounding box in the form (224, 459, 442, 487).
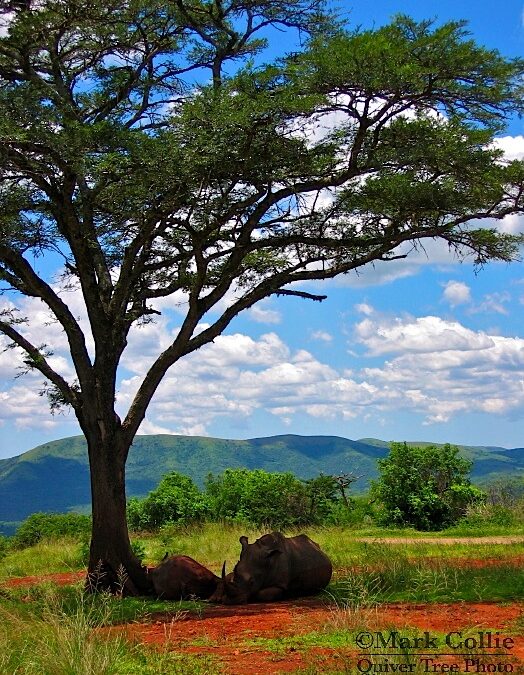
(221, 560, 227, 581)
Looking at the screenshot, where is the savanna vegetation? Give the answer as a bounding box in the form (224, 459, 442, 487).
(1, 445, 523, 672)
(2, 0, 524, 594)
(1, 520, 523, 674)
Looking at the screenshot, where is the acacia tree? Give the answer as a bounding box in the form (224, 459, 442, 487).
(1, 0, 523, 593)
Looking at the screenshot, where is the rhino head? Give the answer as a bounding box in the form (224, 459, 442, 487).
(210, 534, 285, 604)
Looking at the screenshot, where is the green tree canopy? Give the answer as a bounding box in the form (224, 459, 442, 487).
(372, 442, 483, 530)
(0, 0, 523, 592)
(206, 468, 310, 528)
(127, 472, 209, 530)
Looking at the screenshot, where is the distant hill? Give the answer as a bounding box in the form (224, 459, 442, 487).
(0, 434, 523, 534)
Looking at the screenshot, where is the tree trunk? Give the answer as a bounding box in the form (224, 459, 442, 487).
(86, 437, 152, 596)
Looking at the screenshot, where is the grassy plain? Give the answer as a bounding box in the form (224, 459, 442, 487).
(0, 523, 523, 673)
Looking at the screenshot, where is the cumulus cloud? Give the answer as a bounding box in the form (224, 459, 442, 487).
(493, 135, 524, 161)
(2, 307, 523, 433)
(119, 312, 524, 432)
(1, 251, 523, 436)
(354, 314, 494, 356)
(442, 281, 472, 307)
(248, 304, 282, 324)
(354, 312, 524, 423)
(310, 330, 333, 342)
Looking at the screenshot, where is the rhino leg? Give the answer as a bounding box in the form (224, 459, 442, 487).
(254, 586, 285, 602)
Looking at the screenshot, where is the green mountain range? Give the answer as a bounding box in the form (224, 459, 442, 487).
(1, 434, 523, 534)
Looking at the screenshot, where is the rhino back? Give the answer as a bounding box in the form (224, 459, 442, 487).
(151, 555, 219, 600)
(284, 535, 332, 592)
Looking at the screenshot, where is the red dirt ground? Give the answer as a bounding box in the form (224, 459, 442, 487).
(3, 557, 524, 674)
(113, 598, 524, 674)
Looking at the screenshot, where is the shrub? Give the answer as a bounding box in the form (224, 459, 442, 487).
(0, 534, 10, 560)
(459, 502, 515, 528)
(303, 474, 341, 523)
(326, 496, 378, 527)
(13, 513, 92, 549)
(206, 468, 313, 528)
(372, 443, 483, 531)
(127, 472, 210, 530)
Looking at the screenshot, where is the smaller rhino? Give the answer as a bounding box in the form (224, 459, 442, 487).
(149, 554, 219, 600)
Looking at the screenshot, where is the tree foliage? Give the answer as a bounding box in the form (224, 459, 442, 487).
(126, 472, 210, 530)
(372, 443, 483, 530)
(0, 0, 523, 591)
(126, 468, 342, 529)
(12, 512, 92, 548)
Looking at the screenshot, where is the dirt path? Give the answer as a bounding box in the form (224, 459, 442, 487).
(355, 535, 524, 544)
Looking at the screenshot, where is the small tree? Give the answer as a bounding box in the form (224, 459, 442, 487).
(303, 473, 340, 522)
(127, 472, 209, 530)
(206, 468, 309, 528)
(372, 443, 483, 530)
(1, 1, 523, 592)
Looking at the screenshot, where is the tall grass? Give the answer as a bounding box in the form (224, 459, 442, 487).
(1, 522, 523, 583)
(0, 537, 83, 582)
(144, 521, 270, 573)
(0, 584, 218, 674)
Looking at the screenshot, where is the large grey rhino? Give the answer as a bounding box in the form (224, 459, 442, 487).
(149, 554, 219, 600)
(209, 532, 332, 604)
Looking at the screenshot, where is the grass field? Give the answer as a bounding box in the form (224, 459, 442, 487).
(1, 523, 523, 674)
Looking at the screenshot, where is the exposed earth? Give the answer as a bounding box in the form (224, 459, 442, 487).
(4, 546, 524, 675)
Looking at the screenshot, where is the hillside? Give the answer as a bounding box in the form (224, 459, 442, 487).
(0, 434, 523, 534)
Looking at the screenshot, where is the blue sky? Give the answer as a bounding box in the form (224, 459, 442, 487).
(0, 0, 523, 459)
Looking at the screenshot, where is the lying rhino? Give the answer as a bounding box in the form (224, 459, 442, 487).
(149, 554, 219, 600)
(209, 532, 332, 604)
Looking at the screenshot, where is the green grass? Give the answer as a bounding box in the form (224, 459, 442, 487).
(1, 524, 523, 674)
(1, 522, 523, 583)
(327, 557, 524, 604)
(0, 584, 219, 674)
(0, 537, 83, 582)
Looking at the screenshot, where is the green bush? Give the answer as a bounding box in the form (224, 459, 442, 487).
(326, 495, 377, 527)
(459, 502, 515, 528)
(303, 474, 341, 523)
(13, 513, 92, 549)
(0, 534, 10, 560)
(127, 472, 210, 530)
(206, 468, 319, 528)
(372, 443, 483, 531)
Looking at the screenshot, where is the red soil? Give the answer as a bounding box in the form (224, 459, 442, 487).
(3, 571, 85, 587)
(3, 559, 524, 674)
(112, 598, 524, 674)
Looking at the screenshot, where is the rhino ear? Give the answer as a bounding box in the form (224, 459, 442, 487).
(239, 536, 249, 549)
(266, 548, 282, 558)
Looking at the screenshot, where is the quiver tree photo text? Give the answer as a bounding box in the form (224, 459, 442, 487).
(0, 0, 523, 593)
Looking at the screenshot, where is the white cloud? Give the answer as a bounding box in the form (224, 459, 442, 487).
(356, 312, 524, 423)
(355, 314, 494, 356)
(310, 330, 333, 342)
(248, 305, 282, 324)
(2, 308, 524, 434)
(469, 291, 511, 316)
(0, 12, 13, 38)
(442, 281, 472, 307)
(355, 303, 374, 315)
(493, 135, 524, 161)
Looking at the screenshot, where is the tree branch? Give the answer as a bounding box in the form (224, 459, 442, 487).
(0, 319, 78, 409)
(272, 289, 327, 302)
